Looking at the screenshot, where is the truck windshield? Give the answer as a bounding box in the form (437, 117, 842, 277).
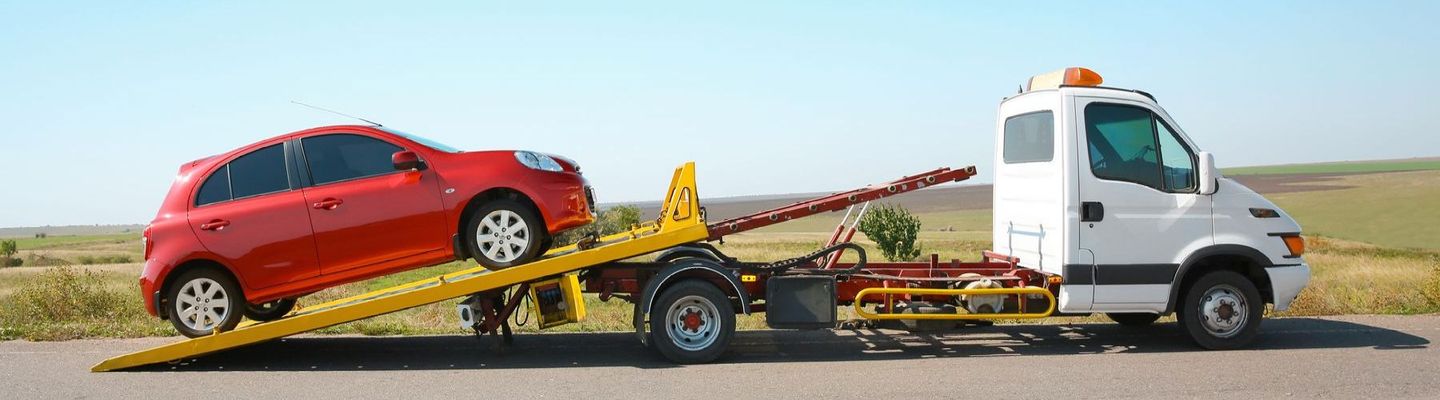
(380, 128, 463, 153)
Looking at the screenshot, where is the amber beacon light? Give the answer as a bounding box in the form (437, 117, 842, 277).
(1026, 67, 1104, 91)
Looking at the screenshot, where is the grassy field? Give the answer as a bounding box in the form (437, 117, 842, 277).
(1, 165, 1437, 341)
(1224, 158, 1440, 176)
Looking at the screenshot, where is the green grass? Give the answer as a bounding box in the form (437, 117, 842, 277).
(1265, 171, 1440, 250)
(11, 233, 139, 251)
(1224, 159, 1440, 176)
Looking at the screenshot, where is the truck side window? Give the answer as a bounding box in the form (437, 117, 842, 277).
(1156, 121, 1197, 192)
(1003, 111, 1054, 163)
(1084, 104, 1162, 189)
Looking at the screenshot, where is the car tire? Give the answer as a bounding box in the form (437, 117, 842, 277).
(165, 268, 245, 338)
(465, 199, 549, 271)
(1176, 270, 1264, 350)
(649, 279, 735, 364)
(243, 298, 296, 322)
(1107, 312, 1161, 327)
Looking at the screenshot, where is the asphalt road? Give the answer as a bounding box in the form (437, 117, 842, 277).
(2, 315, 1436, 399)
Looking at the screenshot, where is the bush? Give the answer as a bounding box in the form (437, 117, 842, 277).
(857, 204, 923, 261)
(553, 205, 643, 246)
(0, 266, 170, 340)
(76, 255, 133, 265)
(3, 258, 19, 267)
(25, 253, 68, 267)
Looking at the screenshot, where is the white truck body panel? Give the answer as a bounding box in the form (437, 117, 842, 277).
(993, 85, 1310, 314)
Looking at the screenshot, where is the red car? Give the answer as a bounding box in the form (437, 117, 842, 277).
(141, 125, 595, 337)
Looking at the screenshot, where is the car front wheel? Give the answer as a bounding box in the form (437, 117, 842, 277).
(166, 268, 244, 338)
(466, 199, 548, 270)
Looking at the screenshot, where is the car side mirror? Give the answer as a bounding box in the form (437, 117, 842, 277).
(1197, 151, 1218, 195)
(392, 151, 426, 171)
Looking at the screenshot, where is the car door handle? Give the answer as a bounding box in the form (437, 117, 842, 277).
(1081, 201, 1104, 222)
(312, 198, 344, 210)
(199, 219, 230, 231)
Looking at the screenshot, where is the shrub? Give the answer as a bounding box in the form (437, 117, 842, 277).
(25, 253, 68, 267)
(75, 255, 133, 265)
(0, 266, 169, 340)
(553, 205, 643, 246)
(857, 204, 923, 261)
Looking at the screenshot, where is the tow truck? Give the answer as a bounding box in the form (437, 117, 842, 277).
(93, 67, 1311, 371)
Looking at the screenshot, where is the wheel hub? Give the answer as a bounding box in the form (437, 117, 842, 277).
(476, 209, 530, 263)
(175, 277, 229, 332)
(665, 295, 721, 351)
(1198, 284, 1247, 338)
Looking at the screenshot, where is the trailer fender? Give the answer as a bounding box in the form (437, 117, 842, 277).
(633, 258, 750, 346)
(654, 245, 724, 263)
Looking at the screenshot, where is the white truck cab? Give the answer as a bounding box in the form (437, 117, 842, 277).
(992, 68, 1311, 348)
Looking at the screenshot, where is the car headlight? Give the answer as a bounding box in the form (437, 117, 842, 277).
(514, 151, 565, 172)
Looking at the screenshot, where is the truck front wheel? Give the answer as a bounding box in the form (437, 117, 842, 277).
(649, 279, 736, 364)
(1176, 270, 1264, 350)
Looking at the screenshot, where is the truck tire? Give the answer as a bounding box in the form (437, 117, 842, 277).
(244, 298, 296, 322)
(1176, 270, 1264, 350)
(466, 199, 549, 271)
(166, 268, 244, 338)
(1107, 312, 1160, 327)
(649, 279, 735, 364)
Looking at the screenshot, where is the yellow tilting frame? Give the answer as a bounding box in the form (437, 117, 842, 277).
(93, 162, 709, 372)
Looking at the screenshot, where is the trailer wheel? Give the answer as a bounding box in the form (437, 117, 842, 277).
(649, 279, 735, 364)
(1106, 312, 1160, 327)
(1176, 270, 1264, 350)
(244, 299, 296, 322)
(166, 268, 244, 338)
(466, 199, 548, 271)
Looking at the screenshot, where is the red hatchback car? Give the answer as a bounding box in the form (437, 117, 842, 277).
(141, 125, 595, 337)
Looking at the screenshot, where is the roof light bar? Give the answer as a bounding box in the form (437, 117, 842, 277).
(1026, 67, 1103, 91)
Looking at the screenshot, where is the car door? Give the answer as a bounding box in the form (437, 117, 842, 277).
(297, 133, 448, 275)
(1074, 98, 1211, 306)
(187, 143, 321, 290)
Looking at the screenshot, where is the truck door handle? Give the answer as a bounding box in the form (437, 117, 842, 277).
(1081, 202, 1104, 222)
(199, 219, 230, 231)
(312, 198, 344, 210)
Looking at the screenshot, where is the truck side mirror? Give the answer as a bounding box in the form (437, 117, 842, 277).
(1198, 151, 1218, 195)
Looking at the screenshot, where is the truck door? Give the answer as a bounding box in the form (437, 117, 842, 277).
(1073, 98, 1211, 307)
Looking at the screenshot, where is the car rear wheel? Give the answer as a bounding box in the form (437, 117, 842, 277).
(244, 298, 296, 322)
(166, 268, 244, 338)
(466, 199, 548, 271)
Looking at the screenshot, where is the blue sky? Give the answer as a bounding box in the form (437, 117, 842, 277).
(1, 1, 1437, 227)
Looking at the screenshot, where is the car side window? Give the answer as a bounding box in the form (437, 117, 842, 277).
(1085, 103, 1162, 190)
(228, 144, 290, 199)
(302, 134, 404, 185)
(1156, 120, 1197, 192)
(195, 165, 231, 206)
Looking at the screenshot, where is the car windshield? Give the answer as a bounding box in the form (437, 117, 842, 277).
(380, 127, 463, 153)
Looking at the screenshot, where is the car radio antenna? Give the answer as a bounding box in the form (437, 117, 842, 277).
(290, 101, 384, 127)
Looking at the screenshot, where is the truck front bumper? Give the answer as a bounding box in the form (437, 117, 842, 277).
(1265, 262, 1311, 311)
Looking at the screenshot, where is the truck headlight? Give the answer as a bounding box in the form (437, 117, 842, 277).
(514, 151, 564, 172)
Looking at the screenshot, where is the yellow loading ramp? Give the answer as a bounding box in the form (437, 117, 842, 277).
(93, 162, 710, 372)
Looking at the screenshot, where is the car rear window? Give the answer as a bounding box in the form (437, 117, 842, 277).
(195, 165, 231, 206)
(228, 144, 290, 199)
(1003, 111, 1054, 163)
